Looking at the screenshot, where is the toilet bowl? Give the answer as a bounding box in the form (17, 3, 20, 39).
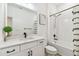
(45, 45, 57, 56)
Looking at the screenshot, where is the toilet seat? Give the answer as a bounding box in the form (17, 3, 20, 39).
(46, 46, 57, 51)
(45, 45, 57, 55)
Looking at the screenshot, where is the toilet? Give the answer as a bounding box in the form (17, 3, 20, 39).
(45, 45, 57, 56)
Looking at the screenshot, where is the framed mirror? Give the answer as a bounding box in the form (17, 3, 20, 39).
(6, 3, 38, 37)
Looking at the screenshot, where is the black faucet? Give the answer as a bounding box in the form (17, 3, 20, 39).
(23, 32, 27, 38)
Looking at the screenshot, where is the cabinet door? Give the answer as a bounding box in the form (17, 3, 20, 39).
(31, 46, 45, 56)
(9, 49, 29, 56)
(0, 45, 19, 56)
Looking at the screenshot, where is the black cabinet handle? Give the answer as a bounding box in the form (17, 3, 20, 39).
(7, 49, 15, 53)
(28, 51, 30, 56)
(30, 50, 32, 56)
(40, 41, 43, 43)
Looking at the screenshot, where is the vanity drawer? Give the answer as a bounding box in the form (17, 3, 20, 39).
(21, 41, 37, 51)
(0, 45, 19, 56)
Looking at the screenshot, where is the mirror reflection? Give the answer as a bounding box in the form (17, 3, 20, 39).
(6, 3, 38, 39)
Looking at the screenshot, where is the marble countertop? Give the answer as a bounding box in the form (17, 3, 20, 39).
(0, 35, 44, 49)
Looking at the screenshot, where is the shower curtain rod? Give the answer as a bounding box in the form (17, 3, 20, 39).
(50, 4, 79, 17)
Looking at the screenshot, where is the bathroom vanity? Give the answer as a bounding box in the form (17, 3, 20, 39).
(0, 36, 46, 56)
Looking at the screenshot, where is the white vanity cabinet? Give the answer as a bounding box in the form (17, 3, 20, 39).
(31, 46, 45, 56)
(26, 39, 45, 56)
(10, 49, 30, 56)
(0, 39, 46, 56)
(16, 39, 45, 56)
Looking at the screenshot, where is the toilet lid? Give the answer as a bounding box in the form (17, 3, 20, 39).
(46, 46, 57, 51)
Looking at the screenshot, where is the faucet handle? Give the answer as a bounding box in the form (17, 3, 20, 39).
(53, 34, 56, 37)
(23, 32, 27, 38)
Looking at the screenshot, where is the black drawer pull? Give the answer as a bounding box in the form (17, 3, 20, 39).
(28, 51, 30, 56)
(40, 41, 43, 43)
(30, 50, 32, 56)
(7, 49, 15, 53)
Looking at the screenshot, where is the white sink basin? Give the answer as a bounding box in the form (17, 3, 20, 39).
(19, 35, 36, 40)
(6, 34, 38, 41)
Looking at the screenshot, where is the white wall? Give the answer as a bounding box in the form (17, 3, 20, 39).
(48, 3, 57, 15)
(32, 3, 48, 40)
(0, 3, 4, 42)
(55, 3, 79, 12)
(48, 3, 57, 42)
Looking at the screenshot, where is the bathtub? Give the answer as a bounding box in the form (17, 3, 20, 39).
(48, 41, 74, 56)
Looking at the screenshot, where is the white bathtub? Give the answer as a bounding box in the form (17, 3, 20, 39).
(48, 41, 74, 56)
